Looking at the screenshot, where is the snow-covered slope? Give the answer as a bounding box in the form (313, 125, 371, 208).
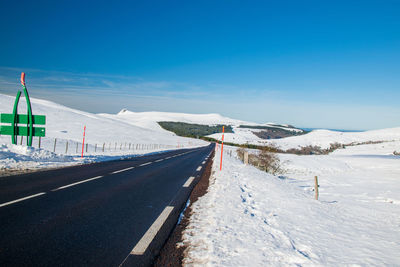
(209, 127, 400, 149)
(271, 128, 400, 150)
(98, 109, 247, 133)
(99, 109, 304, 138)
(0, 93, 207, 170)
(183, 143, 400, 266)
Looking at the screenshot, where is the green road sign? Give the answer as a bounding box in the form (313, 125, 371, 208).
(0, 114, 46, 125)
(0, 125, 46, 137)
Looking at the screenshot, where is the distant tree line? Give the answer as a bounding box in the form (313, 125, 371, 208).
(158, 121, 233, 138)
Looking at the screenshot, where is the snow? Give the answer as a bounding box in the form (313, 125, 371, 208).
(271, 128, 400, 150)
(99, 109, 247, 133)
(0, 92, 307, 170)
(209, 127, 400, 150)
(2, 92, 400, 265)
(0, 93, 207, 170)
(182, 143, 400, 266)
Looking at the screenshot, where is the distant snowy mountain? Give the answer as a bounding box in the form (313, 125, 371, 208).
(98, 109, 247, 133)
(98, 108, 306, 141)
(209, 127, 400, 149)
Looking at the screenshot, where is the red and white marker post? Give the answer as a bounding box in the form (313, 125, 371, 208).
(81, 125, 86, 158)
(220, 126, 225, 171)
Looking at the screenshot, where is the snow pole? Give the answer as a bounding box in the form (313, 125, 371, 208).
(81, 125, 86, 158)
(220, 126, 225, 171)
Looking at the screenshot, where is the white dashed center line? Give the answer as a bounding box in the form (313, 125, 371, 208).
(139, 162, 152, 167)
(130, 206, 174, 255)
(196, 166, 202, 171)
(183, 177, 195, 188)
(202, 161, 206, 164)
(0, 192, 46, 208)
(52, 176, 104, 191)
(155, 159, 164, 162)
(111, 167, 134, 174)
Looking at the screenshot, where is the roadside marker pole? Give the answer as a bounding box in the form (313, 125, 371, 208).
(220, 126, 225, 171)
(81, 125, 86, 158)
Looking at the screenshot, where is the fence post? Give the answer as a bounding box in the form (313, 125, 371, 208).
(53, 138, 57, 153)
(314, 176, 319, 200)
(86, 143, 88, 153)
(65, 141, 68, 154)
(244, 151, 249, 165)
(76, 142, 78, 153)
(102, 143, 105, 152)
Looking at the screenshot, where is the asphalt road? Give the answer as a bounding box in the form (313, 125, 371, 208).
(0, 143, 214, 267)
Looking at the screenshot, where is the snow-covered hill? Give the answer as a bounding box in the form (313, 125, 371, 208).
(0, 93, 207, 170)
(209, 127, 400, 149)
(98, 109, 247, 133)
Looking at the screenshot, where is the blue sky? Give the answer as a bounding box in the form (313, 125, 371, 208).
(1, 0, 399, 130)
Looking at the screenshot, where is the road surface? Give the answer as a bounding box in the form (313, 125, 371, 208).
(0, 143, 214, 266)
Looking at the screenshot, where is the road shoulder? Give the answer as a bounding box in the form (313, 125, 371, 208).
(153, 149, 215, 267)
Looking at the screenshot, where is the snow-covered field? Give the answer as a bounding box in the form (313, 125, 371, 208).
(209, 127, 400, 150)
(0, 93, 208, 170)
(182, 143, 400, 266)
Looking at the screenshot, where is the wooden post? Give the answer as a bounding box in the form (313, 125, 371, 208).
(314, 176, 319, 200)
(65, 141, 68, 154)
(53, 138, 57, 153)
(86, 143, 88, 153)
(244, 151, 249, 165)
(102, 143, 105, 152)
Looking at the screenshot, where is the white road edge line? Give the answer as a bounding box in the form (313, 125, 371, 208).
(139, 162, 152, 167)
(155, 159, 164, 162)
(130, 206, 174, 255)
(0, 192, 46, 208)
(196, 166, 202, 171)
(52, 176, 103, 191)
(111, 167, 134, 174)
(183, 177, 195, 188)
